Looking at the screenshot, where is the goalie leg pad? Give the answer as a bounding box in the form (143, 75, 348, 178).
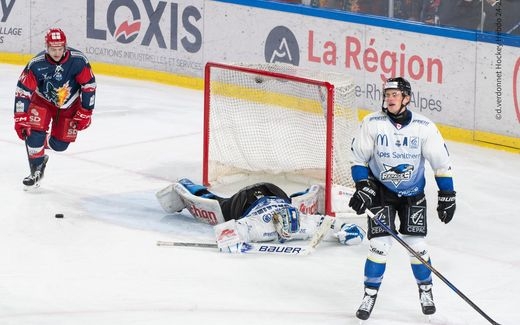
(331, 184, 356, 214)
(178, 178, 215, 198)
(175, 182, 225, 225)
(290, 184, 324, 215)
(156, 183, 186, 213)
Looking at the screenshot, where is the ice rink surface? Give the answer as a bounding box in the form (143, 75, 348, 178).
(1, 63, 519, 325)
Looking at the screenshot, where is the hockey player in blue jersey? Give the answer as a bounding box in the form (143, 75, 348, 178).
(349, 77, 456, 320)
(13, 28, 96, 188)
(156, 179, 366, 250)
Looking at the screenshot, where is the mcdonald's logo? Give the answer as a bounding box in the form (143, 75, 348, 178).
(376, 134, 389, 146)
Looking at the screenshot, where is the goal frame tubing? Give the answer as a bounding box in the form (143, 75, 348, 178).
(203, 62, 336, 215)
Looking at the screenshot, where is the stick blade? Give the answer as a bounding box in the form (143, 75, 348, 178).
(302, 215, 334, 255)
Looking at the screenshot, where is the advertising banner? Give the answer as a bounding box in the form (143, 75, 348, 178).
(1, 0, 518, 146)
(0, 0, 30, 53)
(476, 40, 520, 140)
(26, 0, 205, 78)
(205, 1, 476, 129)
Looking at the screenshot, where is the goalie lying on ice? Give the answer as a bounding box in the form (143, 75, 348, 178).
(156, 178, 365, 250)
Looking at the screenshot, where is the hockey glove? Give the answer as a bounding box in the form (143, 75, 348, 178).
(14, 112, 31, 140)
(214, 220, 243, 253)
(437, 190, 456, 224)
(73, 107, 93, 130)
(335, 223, 366, 246)
(349, 180, 377, 215)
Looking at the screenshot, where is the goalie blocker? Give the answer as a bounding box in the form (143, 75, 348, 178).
(156, 179, 366, 252)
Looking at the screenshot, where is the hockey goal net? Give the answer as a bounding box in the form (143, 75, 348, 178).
(203, 62, 358, 215)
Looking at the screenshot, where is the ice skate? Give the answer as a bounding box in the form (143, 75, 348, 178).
(419, 284, 436, 316)
(356, 287, 378, 321)
(23, 155, 49, 189)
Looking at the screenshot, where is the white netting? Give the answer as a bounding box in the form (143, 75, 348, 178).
(204, 62, 357, 213)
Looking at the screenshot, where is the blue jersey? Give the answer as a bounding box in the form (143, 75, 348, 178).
(350, 110, 453, 196)
(14, 47, 96, 113)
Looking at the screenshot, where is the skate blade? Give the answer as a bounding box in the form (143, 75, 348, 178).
(23, 182, 41, 191)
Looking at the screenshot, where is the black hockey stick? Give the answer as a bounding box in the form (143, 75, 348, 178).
(366, 209, 501, 325)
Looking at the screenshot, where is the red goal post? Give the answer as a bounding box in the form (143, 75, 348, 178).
(203, 62, 358, 216)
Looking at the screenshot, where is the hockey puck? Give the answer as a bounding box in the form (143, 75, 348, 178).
(55, 213, 64, 218)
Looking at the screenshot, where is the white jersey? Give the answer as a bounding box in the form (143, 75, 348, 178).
(237, 196, 321, 242)
(351, 110, 452, 196)
(237, 196, 292, 242)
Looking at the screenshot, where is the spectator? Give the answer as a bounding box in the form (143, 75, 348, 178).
(351, 0, 389, 16)
(317, 0, 348, 9)
(394, 0, 422, 21)
(437, 0, 482, 30)
(419, 0, 441, 24)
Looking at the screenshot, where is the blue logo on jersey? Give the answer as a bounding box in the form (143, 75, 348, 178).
(376, 134, 388, 147)
(410, 136, 419, 149)
(381, 163, 414, 187)
(263, 214, 272, 223)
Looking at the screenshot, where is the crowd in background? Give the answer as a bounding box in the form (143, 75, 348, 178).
(275, 0, 520, 36)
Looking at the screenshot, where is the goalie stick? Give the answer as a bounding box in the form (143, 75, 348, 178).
(303, 215, 334, 255)
(157, 241, 309, 255)
(366, 209, 501, 325)
(157, 215, 335, 256)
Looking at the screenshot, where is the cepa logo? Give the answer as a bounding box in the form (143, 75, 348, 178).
(264, 26, 300, 65)
(514, 56, 520, 123)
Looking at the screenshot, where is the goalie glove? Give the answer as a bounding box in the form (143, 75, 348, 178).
(214, 220, 243, 253)
(273, 205, 300, 242)
(335, 223, 366, 246)
(348, 180, 377, 215)
(437, 190, 456, 224)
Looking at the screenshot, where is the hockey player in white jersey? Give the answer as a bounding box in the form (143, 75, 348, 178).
(349, 77, 456, 320)
(156, 179, 366, 251)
